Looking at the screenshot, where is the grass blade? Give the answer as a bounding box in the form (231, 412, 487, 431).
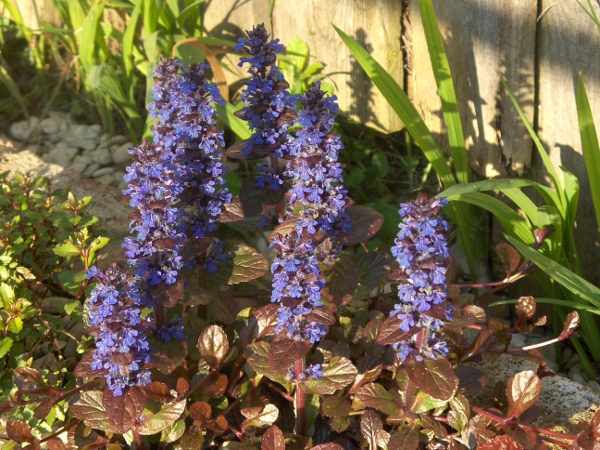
(576, 74, 600, 232)
(334, 24, 456, 188)
(0, 65, 29, 119)
(502, 78, 566, 211)
(444, 193, 535, 245)
(419, 0, 468, 185)
(215, 102, 251, 140)
(506, 235, 600, 308)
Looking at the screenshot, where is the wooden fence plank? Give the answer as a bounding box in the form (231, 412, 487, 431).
(202, 0, 404, 132)
(409, 0, 537, 178)
(537, 0, 600, 284)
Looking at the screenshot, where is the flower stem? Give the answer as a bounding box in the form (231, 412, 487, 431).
(295, 359, 306, 435)
(155, 304, 165, 330)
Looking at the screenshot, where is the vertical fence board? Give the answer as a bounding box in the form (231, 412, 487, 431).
(537, 0, 600, 284)
(409, 0, 537, 178)
(272, 0, 404, 132)
(202, 0, 403, 132)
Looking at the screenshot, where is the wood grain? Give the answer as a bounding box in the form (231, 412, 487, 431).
(537, 0, 600, 283)
(202, 0, 404, 132)
(409, 0, 537, 178)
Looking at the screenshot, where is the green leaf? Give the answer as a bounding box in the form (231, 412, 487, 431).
(439, 178, 541, 198)
(0, 283, 15, 307)
(160, 419, 186, 443)
(411, 391, 448, 414)
(7, 316, 23, 334)
(136, 398, 186, 435)
(578, 74, 600, 233)
(502, 78, 566, 208)
(53, 243, 81, 257)
(506, 235, 600, 308)
(0, 337, 13, 358)
(211, 243, 268, 286)
(444, 192, 535, 245)
(215, 102, 252, 140)
(333, 24, 456, 188)
(491, 297, 600, 316)
(300, 356, 357, 395)
(198, 325, 229, 369)
(0, 65, 28, 119)
(419, 0, 468, 184)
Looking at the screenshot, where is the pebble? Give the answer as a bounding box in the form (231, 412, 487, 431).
(40, 116, 67, 135)
(45, 147, 79, 167)
(96, 174, 115, 186)
(110, 135, 127, 146)
(91, 167, 114, 178)
(82, 163, 101, 178)
(69, 161, 88, 174)
(586, 380, 600, 394)
(10, 116, 40, 141)
(111, 143, 132, 164)
(568, 364, 587, 386)
(91, 148, 112, 165)
(112, 171, 126, 185)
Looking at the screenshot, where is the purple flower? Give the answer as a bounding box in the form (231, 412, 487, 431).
(389, 194, 451, 362)
(236, 23, 296, 158)
(269, 83, 351, 345)
(86, 265, 151, 396)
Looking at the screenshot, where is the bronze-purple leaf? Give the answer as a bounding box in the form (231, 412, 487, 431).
(6, 420, 34, 444)
(268, 334, 311, 371)
(219, 198, 245, 222)
(455, 366, 487, 393)
(34, 397, 58, 421)
(202, 372, 228, 398)
(516, 296, 536, 322)
(405, 357, 458, 401)
(496, 243, 522, 278)
(310, 444, 345, 450)
(338, 206, 384, 245)
(14, 367, 49, 395)
(488, 317, 512, 346)
(449, 305, 487, 327)
(75, 352, 106, 378)
(376, 315, 420, 346)
(506, 370, 542, 419)
(559, 311, 580, 341)
(321, 395, 353, 418)
(387, 421, 420, 450)
(144, 382, 173, 403)
(254, 303, 280, 339)
(190, 401, 212, 425)
(306, 306, 336, 326)
(300, 357, 358, 395)
(102, 386, 147, 434)
(361, 410, 385, 450)
(198, 325, 229, 369)
(480, 434, 524, 450)
(268, 218, 298, 243)
(355, 383, 400, 416)
(261, 425, 285, 450)
(322, 252, 360, 305)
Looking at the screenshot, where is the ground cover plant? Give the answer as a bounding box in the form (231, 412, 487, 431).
(1, 18, 600, 449)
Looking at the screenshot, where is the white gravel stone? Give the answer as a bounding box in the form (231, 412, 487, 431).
(48, 133, 62, 144)
(98, 133, 111, 148)
(82, 163, 100, 177)
(91, 167, 114, 178)
(71, 124, 101, 141)
(73, 154, 94, 165)
(45, 147, 79, 167)
(69, 161, 88, 174)
(40, 116, 67, 135)
(91, 148, 112, 165)
(112, 171, 126, 185)
(586, 380, 600, 394)
(96, 174, 115, 186)
(10, 117, 40, 141)
(110, 135, 127, 146)
(77, 139, 99, 152)
(111, 143, 132, 165)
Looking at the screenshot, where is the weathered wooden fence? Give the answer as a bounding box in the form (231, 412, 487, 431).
(7, 0, 600, 282)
